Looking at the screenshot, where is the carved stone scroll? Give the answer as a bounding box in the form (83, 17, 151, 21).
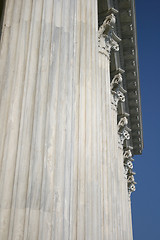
(128, 183, 136, 197)
(123, 149, 132, 159)
(118, 116, 130, 145)
(123, 149, 136, 197)
(118, 117, 128, 130)
(98, 13, 121, 57)
(111, 73, 126, 108)
(110, 73, 123, 89)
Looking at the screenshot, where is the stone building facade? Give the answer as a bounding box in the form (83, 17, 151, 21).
(0, 0, 143, 239)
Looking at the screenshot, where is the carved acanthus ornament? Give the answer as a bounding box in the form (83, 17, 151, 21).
(110, 71, 136, 197)
(116, 113, 136, 197)
(118, 116, 128, 129)
(118, 116, 131, 145)
(98, 14, 121, 57)
(123, 149, 137, 197)
(123, 149, 132, 159)
(102, 11, 138, 198)
(110, 73, 127, 109)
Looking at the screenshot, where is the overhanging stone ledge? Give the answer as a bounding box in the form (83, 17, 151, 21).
(118, 0, 143, 155)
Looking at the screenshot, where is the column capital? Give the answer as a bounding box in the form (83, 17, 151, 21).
(111, 73, 126, 109)
(98, 14, 121, 57)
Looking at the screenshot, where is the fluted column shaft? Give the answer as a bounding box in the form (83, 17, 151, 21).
(0, 0, 133, 239)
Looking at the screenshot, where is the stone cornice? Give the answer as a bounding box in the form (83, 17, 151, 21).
(117, 0, 143, 155)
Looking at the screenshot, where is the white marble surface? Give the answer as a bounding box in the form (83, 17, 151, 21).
(0, 0, 133, 239)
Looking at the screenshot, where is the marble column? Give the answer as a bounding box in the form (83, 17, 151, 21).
(0, 0, 133, 239)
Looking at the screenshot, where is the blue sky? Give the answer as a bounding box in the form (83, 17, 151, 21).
(132, 0, 160, 239)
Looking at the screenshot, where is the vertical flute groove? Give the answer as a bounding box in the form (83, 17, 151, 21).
(0, 1, 135, 239)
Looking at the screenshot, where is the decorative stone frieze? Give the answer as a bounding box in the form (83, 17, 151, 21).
(98, 14, 121, 57)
